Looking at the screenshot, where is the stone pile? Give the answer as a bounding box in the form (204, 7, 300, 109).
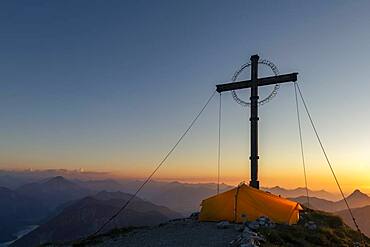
(229, 226, 266, 247)
(226, 216, 275, 247)
(304, 221, 317, 230)
(189, 212, 199, 220)
(246, 216, 275, 230)
(216, 221, 232, 229)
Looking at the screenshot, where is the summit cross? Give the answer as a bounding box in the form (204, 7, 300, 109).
(216, 54, 298, 189)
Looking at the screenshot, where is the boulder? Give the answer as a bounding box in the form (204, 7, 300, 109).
(255, 216, 275, 228)
(234, 224, 245, 232)
(242, 227, 258, 238)
(216, 221, 231, 229)
(189, 212, 199, 220)
(247, 221, 260, 230)
(240, 238, 261, 247)
(304, 221, 317, 230)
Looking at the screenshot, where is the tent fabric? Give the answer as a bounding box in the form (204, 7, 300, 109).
(199, 183, 303, 225)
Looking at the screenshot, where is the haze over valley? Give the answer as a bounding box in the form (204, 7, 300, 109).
(0, 169, 369, 246)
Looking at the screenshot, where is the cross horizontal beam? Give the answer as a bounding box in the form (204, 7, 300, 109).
(216, 72, 298, 93)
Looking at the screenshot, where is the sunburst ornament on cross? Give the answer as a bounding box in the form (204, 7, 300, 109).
(232, 59, 281, 107)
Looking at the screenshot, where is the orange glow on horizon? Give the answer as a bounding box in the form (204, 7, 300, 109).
(1, 156, 368, 195)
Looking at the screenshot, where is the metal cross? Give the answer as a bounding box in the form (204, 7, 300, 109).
(216, 54, 298, 189)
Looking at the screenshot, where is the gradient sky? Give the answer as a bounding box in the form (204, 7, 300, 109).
(0, 0, 369, 193)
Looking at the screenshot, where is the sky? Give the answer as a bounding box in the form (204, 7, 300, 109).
(0, 0, 369, 193)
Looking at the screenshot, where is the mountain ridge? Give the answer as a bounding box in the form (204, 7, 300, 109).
(11, 191, 182, 247)
(290, 189, 370, 212)
(15, 176, 92, 210)
(1, 174, 369, 245)
(50, 209, 370, 247)
(336, 205, 370, 237)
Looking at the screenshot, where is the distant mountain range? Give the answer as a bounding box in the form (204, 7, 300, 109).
(290, 189, 370, 212)
(121, 181, 233, 215)
(11, 191, 181, 247)
(16, 176, 93, 210)
(0, 169, 109, 189)
(0, 176, 94, 243)
(74, 179, 125, 192)
(1, 171, 369, 244)
(262, 186, 340, 201)
(119, 182, 341, 215)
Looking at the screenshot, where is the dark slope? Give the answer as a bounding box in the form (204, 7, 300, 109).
(289, 196, 338, 212)
(12, 191, 181, 247)
(16, 176, 92, 210)
(290, 190, 370, 238)
(337, 205, 370, 237)
(258, 209, 369, 246)
(0, 187, 46, 242)
(61, 209, 369, 247)
(290, 189, 370, 212)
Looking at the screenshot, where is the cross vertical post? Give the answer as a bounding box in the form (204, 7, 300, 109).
(250, 55, 259, 189)
(215, 54, 298, 190)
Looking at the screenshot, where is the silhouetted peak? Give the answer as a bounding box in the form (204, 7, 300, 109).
(49, 176, 66, 181)
(270, 186, 284, 190)
(347, 189, 368, 200)
(94, 190, 135, 201)
(44, 176, 75, 186)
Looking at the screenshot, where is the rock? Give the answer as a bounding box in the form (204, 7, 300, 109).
(307, 224, 317, 230)
(216, 221, 231, 229)
(240, 243, 257, 247)
(257, 216, 269, 223)
(257, 216, 268, 222)
(254, 216, 276, 228)
(304, 221, 317, 230)
(242, 227, 257, 238)
(229, 237, 242, 246)
(234, 224, 244, 232)
(250, 235, 266, 242)
(240, 238, 260, 247)
(240, 244, 249, 247)
(232, 224, 266, 247)
(242, 231, 252, 238)
(247, 221, 260, 230)
(189, 212, 199, 220)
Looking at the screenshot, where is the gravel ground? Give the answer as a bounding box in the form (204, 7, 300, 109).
(91, 219, 240, 247)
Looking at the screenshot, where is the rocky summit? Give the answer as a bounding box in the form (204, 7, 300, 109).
(49, 209, 369, 247)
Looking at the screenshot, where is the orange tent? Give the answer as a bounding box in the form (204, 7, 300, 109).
(199, 183, 303, 225)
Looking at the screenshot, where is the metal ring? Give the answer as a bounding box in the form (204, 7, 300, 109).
(231, 59, 280, 107)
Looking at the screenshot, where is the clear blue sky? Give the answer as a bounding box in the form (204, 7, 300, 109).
(0, 0, 369, 192)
